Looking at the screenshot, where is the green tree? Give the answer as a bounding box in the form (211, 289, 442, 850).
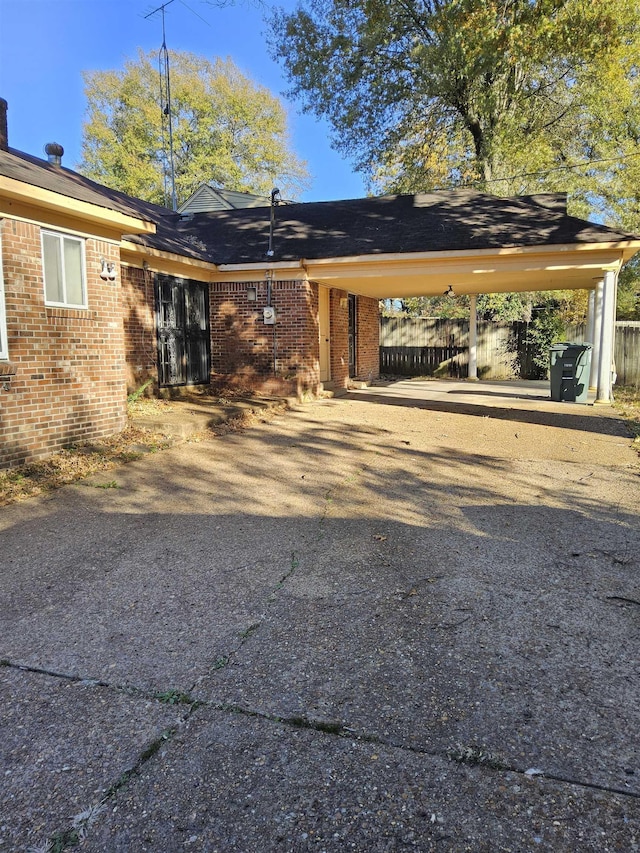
(80, 50, 309, 206)
(269, 0, 637, 200)
(618, 257, 640, 320)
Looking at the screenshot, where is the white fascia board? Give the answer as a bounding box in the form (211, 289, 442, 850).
(0, 175, 155, 234)
(303, 240, 640, 269)
(120, 241, 218, 278)
(217, 260, 306, 272)
(303, 245, 638, 283)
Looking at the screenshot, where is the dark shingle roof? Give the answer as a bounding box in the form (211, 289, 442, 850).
(0, 147, 171, 226)
(1, 145, 636, 265)
(0, 146, 216, 262)
(131, 190, 637, 265)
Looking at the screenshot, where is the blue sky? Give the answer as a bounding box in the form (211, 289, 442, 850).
(0, 0, 366, 202)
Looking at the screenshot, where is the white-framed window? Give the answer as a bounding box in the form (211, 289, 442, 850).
(41, 230, 87, 308)
(0, 233, 8, 359)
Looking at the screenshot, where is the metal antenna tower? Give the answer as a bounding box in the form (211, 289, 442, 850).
(145, 0, 177, 211)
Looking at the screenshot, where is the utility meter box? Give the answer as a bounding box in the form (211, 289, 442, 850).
(263, 306, 276, 325)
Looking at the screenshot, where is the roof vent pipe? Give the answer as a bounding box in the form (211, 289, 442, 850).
(266, 187, 281, 258)
(45, 142, 64, 166)
(0, 98, 8, 151)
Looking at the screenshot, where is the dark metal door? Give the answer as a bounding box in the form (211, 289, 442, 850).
(348, 294, 357, 377)
(156, 275, 210, 387)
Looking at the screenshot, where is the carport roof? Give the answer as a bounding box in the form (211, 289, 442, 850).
(125, 189, 640, 296)
(161, 190, 638, 264)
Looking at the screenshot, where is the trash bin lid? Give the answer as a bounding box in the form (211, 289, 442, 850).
(549, 341, 591, 351)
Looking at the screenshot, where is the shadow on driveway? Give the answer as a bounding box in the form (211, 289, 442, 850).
(1, 396, 638, 851)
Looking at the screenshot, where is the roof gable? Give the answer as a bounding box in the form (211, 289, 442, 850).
(178, 184, 272, 214)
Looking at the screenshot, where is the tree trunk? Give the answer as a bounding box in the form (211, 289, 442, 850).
(467, 119, 494, 189)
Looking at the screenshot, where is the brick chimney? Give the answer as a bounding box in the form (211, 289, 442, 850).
(0, 98, 7, 150)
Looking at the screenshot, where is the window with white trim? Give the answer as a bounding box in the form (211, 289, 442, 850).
(0, 233, 8, 360)
(42, 230, 87, 308)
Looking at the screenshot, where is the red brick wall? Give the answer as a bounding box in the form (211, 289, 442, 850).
(0, 218, 127, 469)
(356, 295, 380, 380)
(328, 291, 379, 388)
(330, 288, 349, 389)
(121, 264, 157, 393)
(210, 279, 320, 397)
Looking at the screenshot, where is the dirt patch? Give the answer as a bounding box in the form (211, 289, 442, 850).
(0, 395, 286, 508)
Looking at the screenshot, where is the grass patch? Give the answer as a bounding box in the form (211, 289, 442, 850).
(286, 715, 343, 735)
(153, 689, 196, 706)
(239, 622, 261, 640)
(85, 480, 120, 490)
(613, 384, 640, 449)
(127, 378, 154, 404)
(0, 424, 172, 507)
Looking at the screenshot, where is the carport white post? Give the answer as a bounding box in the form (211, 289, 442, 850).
(588, 282, 603, 391)
(595, 269, 618, 404)
(468, 294, 478, 380)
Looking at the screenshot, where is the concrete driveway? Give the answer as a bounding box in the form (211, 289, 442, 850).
(1, 381, 639, 851)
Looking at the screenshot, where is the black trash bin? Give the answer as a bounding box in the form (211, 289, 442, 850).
(549, 342, 592, 403)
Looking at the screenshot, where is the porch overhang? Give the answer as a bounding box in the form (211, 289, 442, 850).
(216, 241, 640, 298)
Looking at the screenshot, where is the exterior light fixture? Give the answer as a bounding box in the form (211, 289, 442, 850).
(445, 285, 455, 297)
(100, 258, 117, 281)
(247, 286, 257, 301)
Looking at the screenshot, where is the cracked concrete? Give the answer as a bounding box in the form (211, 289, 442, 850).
(1, 379, 639, 851)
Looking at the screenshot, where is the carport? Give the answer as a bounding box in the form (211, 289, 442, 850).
(302, 239, 629, 403)
(207, 190, 640, 403)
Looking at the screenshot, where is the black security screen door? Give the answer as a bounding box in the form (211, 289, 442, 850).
(156, 275, 210, 387)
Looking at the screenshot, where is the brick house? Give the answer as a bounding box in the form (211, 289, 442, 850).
(0, 105, 161, 468)
(0, 101, 380, 468)
(2, 96, 639, 468)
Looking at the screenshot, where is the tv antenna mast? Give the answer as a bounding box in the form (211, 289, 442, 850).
(146, 0, 177, 211)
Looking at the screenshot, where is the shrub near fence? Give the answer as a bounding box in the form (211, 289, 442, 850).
(379, 317, 640, 385)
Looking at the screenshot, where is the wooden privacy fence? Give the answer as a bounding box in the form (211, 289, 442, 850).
(379, 317, 640, 385)
(615, 322, 640, 387)
(379, 318, 516, 379)
(379, 344, 467, 377)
